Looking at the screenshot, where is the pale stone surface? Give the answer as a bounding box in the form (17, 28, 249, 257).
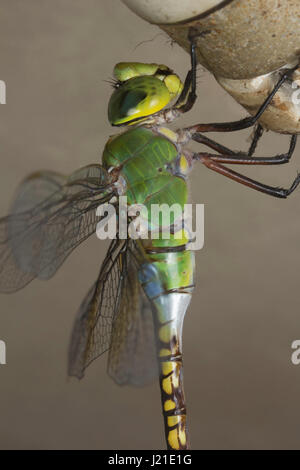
(122, 0, 223, 24)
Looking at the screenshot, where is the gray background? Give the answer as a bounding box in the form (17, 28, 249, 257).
(0, 0, 300, 450)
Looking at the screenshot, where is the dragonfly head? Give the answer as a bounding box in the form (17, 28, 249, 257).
(108, 62, 183, 126)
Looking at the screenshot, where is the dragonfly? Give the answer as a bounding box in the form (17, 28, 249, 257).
(0, 31, 299, 450)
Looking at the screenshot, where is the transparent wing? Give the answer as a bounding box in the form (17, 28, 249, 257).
(68, 239, 158, 386)
(107, 241, 158, 386)
(68, 238, 124, 379)
(0, 164, 115, 293)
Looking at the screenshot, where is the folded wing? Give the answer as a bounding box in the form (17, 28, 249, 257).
(68, 239, 158, 386)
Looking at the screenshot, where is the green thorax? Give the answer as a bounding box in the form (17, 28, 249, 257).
(102, 126, 187, 210)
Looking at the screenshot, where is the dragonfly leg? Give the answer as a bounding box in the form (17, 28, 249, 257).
(192, 133, 243, 156)
(192, 123, 265, 156)
(182, 64, 299, 134)
(192, 134, 297, 163)
(173, 34, 197, 113)
(248, 124, 264, 156)
(194, 147, 300, 199)
(173, 28, 211, 114)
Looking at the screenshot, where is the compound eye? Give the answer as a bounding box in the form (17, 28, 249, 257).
(108, 76, 171, 125)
